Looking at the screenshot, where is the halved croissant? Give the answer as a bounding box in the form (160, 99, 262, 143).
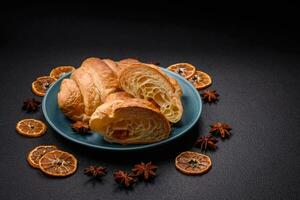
(119, 63, 183, 123)
(90, 98, 171, 144)
(118, 59, 183, 96)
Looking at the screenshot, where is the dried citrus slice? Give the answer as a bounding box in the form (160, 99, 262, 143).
(16, 119, 47, 137)
(188, 70, 212, 90)
(27, 145, 57, 168)
(50, 66, 75, 80)
(32, 76, 56, 96)
(175, 151, 212, 175)
(39, 150, 77, 177)
(168, 63, 196, 79)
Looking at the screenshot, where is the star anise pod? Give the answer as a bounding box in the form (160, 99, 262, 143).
(177, 67, 187, 75)
(22, 98, 41, 112)
(84, 165, 107, 178)
(71, 121, 90, 134)
(195, 135, 218, 151)
(210, 122, 232, 138)
(113, 170, 135, 188)
(132, 162, 158, 181)
(201, 90, 219, 103)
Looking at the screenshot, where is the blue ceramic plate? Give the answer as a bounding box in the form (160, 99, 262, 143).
(42, 68, 202, 151)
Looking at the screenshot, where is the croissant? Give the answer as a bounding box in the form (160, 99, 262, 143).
(89, 98, 171, 144)
(119, 63, 183, 123)
(58, 57, 119, 121)
(57, 57, 183, 144)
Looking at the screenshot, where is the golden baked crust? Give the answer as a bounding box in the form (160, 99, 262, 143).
(58, 57, 119, 121)
(81, 57, 119, 102)
(104, 91, 133, 103)
(103, 58, 122, 77)
(119, 58, 140, 65)
(70, 67, 102, 116)
(90, 98, 171, 144)
(119, 63, 183, 123)
(116, 58, 141, 74)
(57, 79, 88, 121)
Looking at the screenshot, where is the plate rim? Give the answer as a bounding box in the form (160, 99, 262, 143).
(42, 68, 202, 151)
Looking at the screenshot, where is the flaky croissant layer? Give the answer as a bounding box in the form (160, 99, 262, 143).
(119, 63, 183, 123)
(90, 98, 171, 144)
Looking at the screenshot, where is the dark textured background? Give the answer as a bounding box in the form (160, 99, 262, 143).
(0, 3, 299, 200)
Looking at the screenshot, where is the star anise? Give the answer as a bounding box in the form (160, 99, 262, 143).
(113, 170, 135, 188)
(22, 98, 41, 112)
(84, 165, 107, 178)
(201, 90, 219, 103)
(71, 121, 90, 134)
(132, 162, 158, 181)
(177, 67, 187, 76)
(210, 122, 232, 138)
(190, 74, 199, 82)
(195, 135, 218, 151)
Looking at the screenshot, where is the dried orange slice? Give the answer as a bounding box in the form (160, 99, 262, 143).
(16, 119, 47, 137)
(39, 150, 77, 177)
(50, 66, 75, 80)
(188, 70, 212, 90)
(168, 63, 196, 79)
(27, 145, 57, 168)
(175, 151, 212, 175)
(32, 76, 56, 96)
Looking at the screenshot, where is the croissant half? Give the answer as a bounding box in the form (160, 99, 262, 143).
(90, 98, 171, 144)
(119, 63, 183, 123)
